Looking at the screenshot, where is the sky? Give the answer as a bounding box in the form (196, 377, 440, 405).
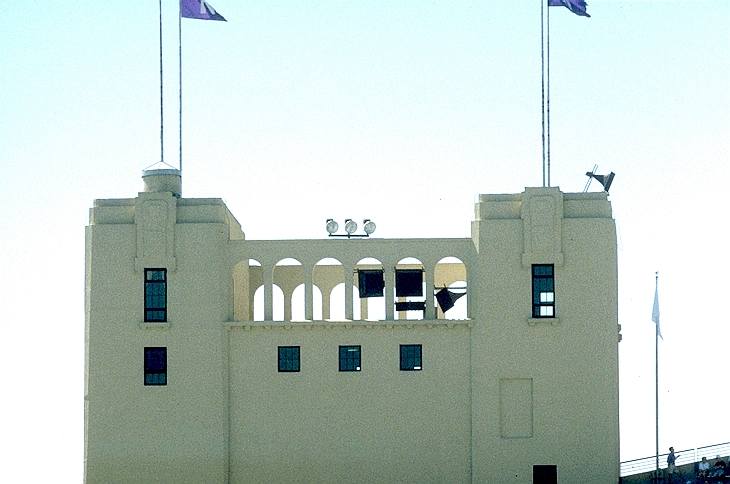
(0, 0, 728, 481)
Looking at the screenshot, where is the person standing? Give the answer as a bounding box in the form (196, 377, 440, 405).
(667, 446, 679, 482)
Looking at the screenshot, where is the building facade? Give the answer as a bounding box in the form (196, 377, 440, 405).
(84, 169, 620, 483)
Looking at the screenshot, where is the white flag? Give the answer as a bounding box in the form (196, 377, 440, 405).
(652, 279, 662, 339)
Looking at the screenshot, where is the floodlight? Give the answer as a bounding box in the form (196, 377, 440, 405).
(344, 219, 357, 235)
(363, 219, 376, 235)
(326, 219, 339, 235)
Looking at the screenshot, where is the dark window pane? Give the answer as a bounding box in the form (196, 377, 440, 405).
(532, 265, 553, 276)
(532, 264, 555, 318)
(339, 346, 361, 372)
(400, 344, 422, 371)
(146, 270, 166, 281)
(144, 347, 167, 386)
(144, 269, 167, 322)
(145, 310, 165, 322)
(145, 373, 167, 385)
(278, 346, 300, 372)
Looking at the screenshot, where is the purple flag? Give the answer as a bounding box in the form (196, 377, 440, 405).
(548, 0, 590, 17)
(181, 0, 226, 21)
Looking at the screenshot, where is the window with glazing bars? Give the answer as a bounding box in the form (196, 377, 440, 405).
(278, 346, 300, 372)
(144, 347, 167, 385)
(400, 344, 422, 371)
(532, 264, 555, 318)
(339, 345, 361, 372)
(144, 269, 167, 322)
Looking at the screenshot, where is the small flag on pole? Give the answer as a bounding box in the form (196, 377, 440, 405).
(181, 0, 226, 21)
(652, 276, 662, 339)
(548, 0, 590, 18)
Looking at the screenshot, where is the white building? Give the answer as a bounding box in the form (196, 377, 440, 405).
(84, 169, 620, 483)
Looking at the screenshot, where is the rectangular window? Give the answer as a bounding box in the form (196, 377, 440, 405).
(278, 346, 300, 372)
(400, 344, 422, 371)
(532, 264, 555, 318)
(339, 345, 361, 372)
(144, 268, 167, 322)
(144, 347, 167, 385)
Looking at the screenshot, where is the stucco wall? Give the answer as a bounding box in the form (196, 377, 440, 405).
(85, 180, 619, 483)
(228, 323, 471, 483)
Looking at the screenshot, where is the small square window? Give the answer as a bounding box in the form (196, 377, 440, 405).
(400, 344, 422, 371)
(144, 268, 167, 322)
(278, 346, 300, 372)
(144, 347, 167, 386)
(339, 345, 361, 372)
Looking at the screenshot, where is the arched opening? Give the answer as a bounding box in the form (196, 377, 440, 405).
(355, 257, 385, 321)
(253, 284, 285, 321)
(291, 284, 323, 321)
(273, 258, 303, 321)
(329, 282, 361, 321)
(313, 258, 344, 320)
(444, 280, 468, 320)
(395, 257, 425, 320)
(434, 256, 468, 319)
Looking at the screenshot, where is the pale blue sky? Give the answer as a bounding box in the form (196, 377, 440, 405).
(1, 1, 728, 480)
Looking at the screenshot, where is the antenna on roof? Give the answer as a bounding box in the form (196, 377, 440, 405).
(583, 164, 598, 192)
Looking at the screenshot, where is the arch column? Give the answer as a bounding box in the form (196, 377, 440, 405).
(424, 263, 435, 320)
(263, 265, 273, 321)
(321, 289, 331, 320)
(384, 265, 395, 321)
(344, 262, 354, 320)
(304, 264, 314, 321)
(283, 288, 293, 321)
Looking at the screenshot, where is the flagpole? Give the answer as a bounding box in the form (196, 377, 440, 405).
(655, 272, 660, 480)
(159, 0, 164, 164)
(546, 0, 551, 187)
(179, 0, 183, 174)
(540, 0, 546, 187)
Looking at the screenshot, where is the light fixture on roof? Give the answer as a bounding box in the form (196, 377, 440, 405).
(344, 219, 357, 235)
(325, 218, 376, 238)
(363, 219, 376, 235)
(326, 219, 339, 235)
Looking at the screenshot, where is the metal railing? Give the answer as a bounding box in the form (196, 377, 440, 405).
(621, 441, 730, 477)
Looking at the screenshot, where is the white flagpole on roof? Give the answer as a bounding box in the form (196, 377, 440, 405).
(653, 272, 660, 478)
(159, 0, 165, 165)
(541, 0, 546, 187)
(541, 0, 554, 187)
(546, 0, 552, 187)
